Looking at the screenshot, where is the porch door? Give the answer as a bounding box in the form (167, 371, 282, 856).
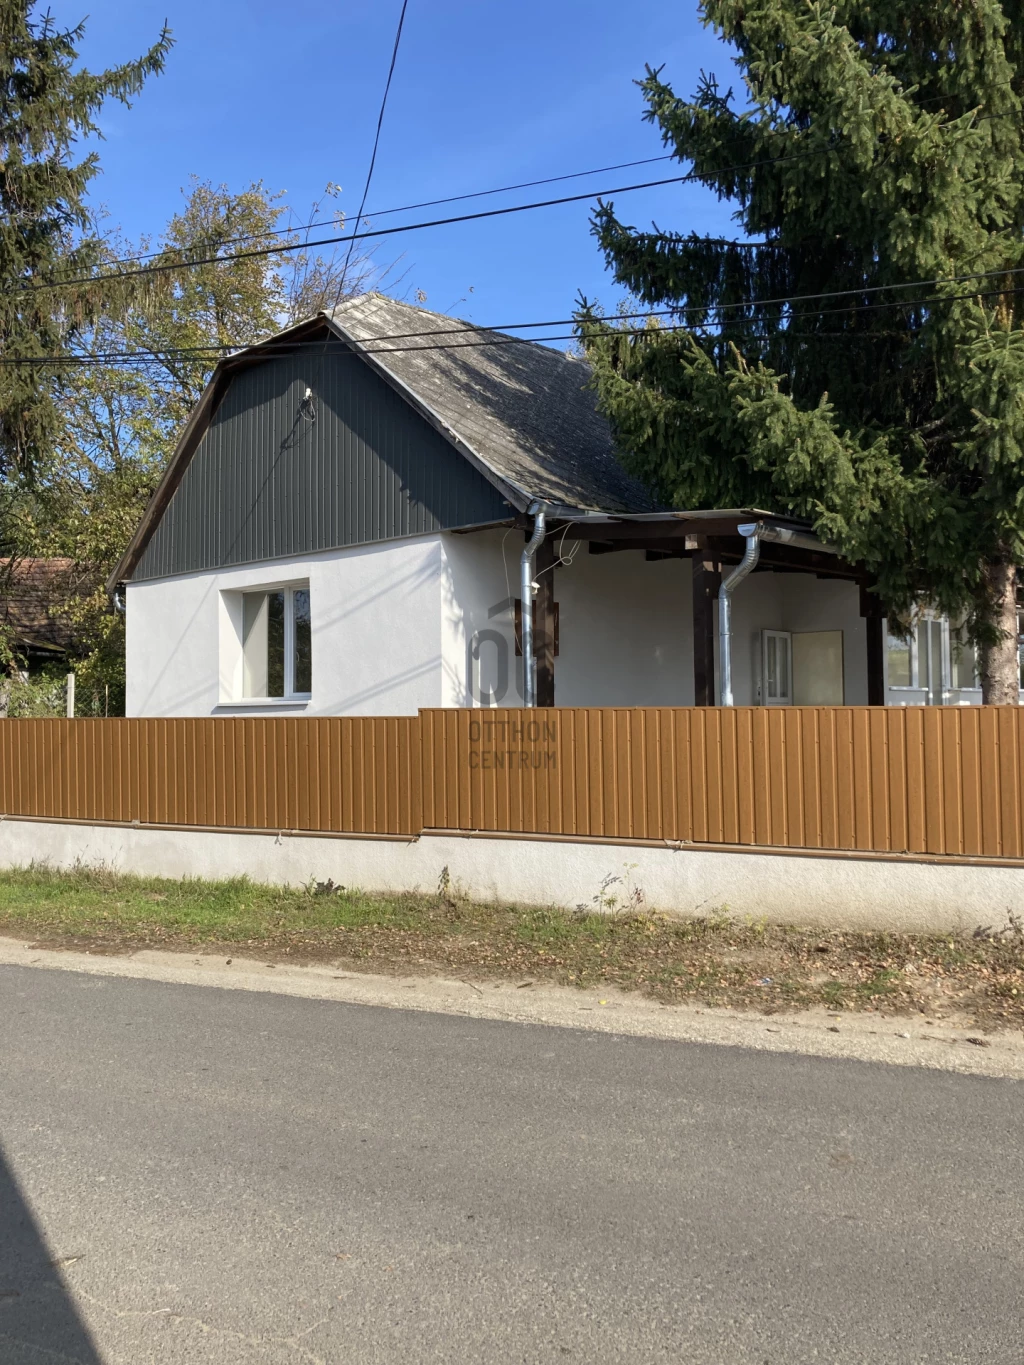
(762, 630, 793, 705)
(792, 630, 845, 705)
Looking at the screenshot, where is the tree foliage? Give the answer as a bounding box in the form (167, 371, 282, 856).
(578, 0, 1024, 699)
(0, 0, 171, 480)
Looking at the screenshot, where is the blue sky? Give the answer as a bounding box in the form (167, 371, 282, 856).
(69, 0, 739, 331)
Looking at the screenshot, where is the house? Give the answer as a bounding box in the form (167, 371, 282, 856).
(0, 559, 84, 674)
(111, 294, 1013, 717)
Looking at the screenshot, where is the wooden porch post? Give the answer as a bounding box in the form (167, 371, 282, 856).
(860, 585, 885, 706)
(535, 533, 558, 708)
(692, 550, 720, 706)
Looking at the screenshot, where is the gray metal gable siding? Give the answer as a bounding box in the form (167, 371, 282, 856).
(131, 340, 511, 580)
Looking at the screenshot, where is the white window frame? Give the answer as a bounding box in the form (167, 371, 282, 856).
(761, 629, 793, 706)
(230, 581, 311, 703)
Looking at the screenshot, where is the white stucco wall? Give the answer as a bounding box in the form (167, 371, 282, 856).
(441, 530, 868, 709)
(126, 535, 447, 718)
(126, 527, 875, 717)
(441, 530, 694, 708)
(726, 574, 868, 706)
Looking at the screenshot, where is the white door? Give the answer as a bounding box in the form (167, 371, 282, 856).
(762, 630, 792, 705)
(792, 630, 845, 704)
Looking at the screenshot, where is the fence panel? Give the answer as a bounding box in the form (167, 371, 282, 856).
(1, 708, 1022, 858)
(0, 716, 419, 836)
(419, 706, 1024, 858)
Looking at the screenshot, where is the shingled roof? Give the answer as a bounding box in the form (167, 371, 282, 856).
(326, 294, 656, 514)
(0, 558, 86, 656)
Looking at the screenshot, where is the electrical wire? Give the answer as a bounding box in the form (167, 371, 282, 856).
(109, 153, 682, 272)
(0, 309, 1011, 373)
(335, 0, 409, 301)
(10, 99, 1021, 302)
(5, 270, 1024, 369)
(0, 74, 1013, 300)
(0, 167, 758, 299)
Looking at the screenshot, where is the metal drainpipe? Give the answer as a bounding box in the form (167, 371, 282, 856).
(717, 519, 840, 705)
(520, 503, 546, 708)
(718, 522, 762, 706)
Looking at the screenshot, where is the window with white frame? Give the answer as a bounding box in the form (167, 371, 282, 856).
(886, 617, 947, 698)
(240, 585, 311, 699)
(886, 626, 914, 688)
(761, 630, 792, 704)
(950, 621, 979, 691)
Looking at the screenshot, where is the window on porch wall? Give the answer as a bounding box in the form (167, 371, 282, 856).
(888, 612, 1024, 699)
(762, 630, 792, 704)
(886, 629, 913, 688)
(886, 616, 948, 700)
(950, 622, 979, 691)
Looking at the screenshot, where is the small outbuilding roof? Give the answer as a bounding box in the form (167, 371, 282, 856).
(0, 558, 87, 655)
(326, 294, 656, 515)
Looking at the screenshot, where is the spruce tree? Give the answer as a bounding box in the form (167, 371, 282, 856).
(579, 1, 1024, 702)
(0, 2, 171, 481)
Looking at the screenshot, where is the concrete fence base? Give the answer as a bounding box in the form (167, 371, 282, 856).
(1, 817, 1022, 936)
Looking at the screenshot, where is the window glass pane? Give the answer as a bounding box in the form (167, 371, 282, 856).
(293, 589, 311, 694)
(766, 636, 777, 697)
(887, 630, 912, 687)
(242, 593, 269, 698)
(778, 636, 790, 698)
(951, 625, 978, 690)
(266, 591, 285, 697)
(931, 621, 945, 692)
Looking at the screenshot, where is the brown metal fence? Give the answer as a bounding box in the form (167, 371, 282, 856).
(0, 707, 1022, 859)
(0, 717, 420, 836)
(419, 707, 1024, 859)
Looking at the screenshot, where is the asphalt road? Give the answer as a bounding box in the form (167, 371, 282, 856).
(1, 965, 1022, 1365)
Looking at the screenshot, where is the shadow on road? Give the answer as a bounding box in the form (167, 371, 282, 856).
(0, 1142, 102, 1364)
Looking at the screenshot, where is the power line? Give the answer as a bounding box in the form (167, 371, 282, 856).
(0, 79, 1013, 304)
(336, 0, 409, 299)
(0, 167, 741, 299)
(33, 93, 1022, 276)
(10, 102, 1020, 302)
(53, 154, 680, 276)
(7, 279, 1024, 370)
(365, 153, 676, 218)
(18, 136, 935, 302)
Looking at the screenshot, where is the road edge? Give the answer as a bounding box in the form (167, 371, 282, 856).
(1, 935, 1021, 1079)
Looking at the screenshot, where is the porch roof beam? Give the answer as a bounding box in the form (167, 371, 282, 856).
(586, 537, 865, 582)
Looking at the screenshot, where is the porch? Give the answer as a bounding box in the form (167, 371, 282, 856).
(453, 510, 992, 711)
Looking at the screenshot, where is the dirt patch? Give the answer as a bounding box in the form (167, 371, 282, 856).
(5, 881, 1023, 1033)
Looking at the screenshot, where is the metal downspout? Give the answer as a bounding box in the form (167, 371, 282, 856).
(718, 524, 762, 706)
(520, 503, 546, 708)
